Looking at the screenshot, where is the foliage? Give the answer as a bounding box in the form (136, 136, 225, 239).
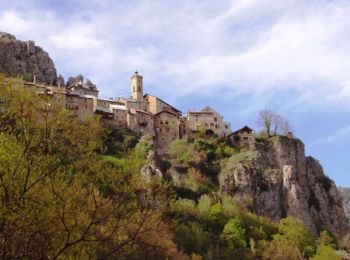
(317, 230, 337, 248)
(263, 217, 315, 259)
(0, 79, 181, 259)
(311, 245, 341, 260)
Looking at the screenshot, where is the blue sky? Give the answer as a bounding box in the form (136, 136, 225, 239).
(1, 0, 349, 186)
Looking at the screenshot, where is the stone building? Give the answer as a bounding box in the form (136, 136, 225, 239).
(227, 126, 255, 148)
(24, 71, 234, 152)
(66, 76, 98, 97)
(127, 109, 155, 136)
(110, 104, 128, 127)
(184, 106, 231, 138)
(77, 95, 95, 121)
(154, 110, 180, 151)
(144, 94, 181, 116)
(66, 92, 80, 112)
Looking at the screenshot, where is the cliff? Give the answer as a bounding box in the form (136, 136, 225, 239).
(0, 32, 59, 85)
(219, 136, 348, 237)
(339, 187, 350, 222)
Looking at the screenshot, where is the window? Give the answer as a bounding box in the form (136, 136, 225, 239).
(214, 117, 217, 121)
(138, 86, 141, 91)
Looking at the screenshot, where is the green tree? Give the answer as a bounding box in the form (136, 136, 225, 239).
(263, 217, 315, 260)
(0, 78, 180, 259)
(311, 245, 341, 260)
(222, 218, 247, 249)
(317, 230, 337, 248)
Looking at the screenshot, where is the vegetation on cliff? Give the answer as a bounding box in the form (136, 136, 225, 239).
(0, 76, 348, 259)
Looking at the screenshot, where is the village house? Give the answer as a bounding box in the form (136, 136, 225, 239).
(184, 106, 231, 139)
(24, 71, 234, 152)
(227, 126, 255, 148)
(127, 109, 155, 136)
(154, 110, 180, 151)
(110, 104, 128, 127)
(66, 77, 99, 97)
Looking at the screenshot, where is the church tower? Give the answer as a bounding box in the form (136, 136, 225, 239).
(130, 71, 143, 100)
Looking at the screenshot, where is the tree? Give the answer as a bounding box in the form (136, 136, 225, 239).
(311, 245, 341, 260)
(257, 109, 292, 136)
(0, 78, 181, 259)
(222, 218, 247, 249)
(317, 230, 337, 248)
(263, 217, 315, 260)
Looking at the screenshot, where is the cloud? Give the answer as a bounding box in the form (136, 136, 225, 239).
(310, 125, 350, 147)
(0, 0, 350, 107)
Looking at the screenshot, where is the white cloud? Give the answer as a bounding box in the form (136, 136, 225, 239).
(0, 0, 350, 108)
(310, 125, 350, 147)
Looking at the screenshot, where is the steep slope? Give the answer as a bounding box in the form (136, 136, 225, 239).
(339, 187, 350, 222)
(219, 136, 348, 237)
(0, 32, 59, 85)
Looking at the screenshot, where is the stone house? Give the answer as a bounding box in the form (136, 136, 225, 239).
(66, 92, 80, 112)
(184, 106, 231, 138)
(110, 104, 128, 127)
(127, 109, 155, 136)
(66, 78, 99, 97)
(154, 110, 180, 151)
(227, 126, 255, 148)
(144, 94, 181, 116)
(77, 95, 95, 121)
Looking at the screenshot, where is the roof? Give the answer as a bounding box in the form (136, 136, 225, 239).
(95, 108, 113, 115)
(188, 111, 214, 115)
(144, 94, 181, 114)
(80, 94, 95, 99)
(228, 126, 255, 137)
(154, 110, 179, 118)
(129, 108, 154, 116)
(67, 84, 99, 92)
(110, 104, 128, 111)
(201, 106, 219, 113)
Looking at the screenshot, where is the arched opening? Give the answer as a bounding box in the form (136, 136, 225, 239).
(205, 129, 215, 137)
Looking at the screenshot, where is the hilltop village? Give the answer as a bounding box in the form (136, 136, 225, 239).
(20, 72, 256, 152)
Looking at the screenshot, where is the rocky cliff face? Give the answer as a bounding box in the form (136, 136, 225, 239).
(219, 136, 348, 237)
(339, 187, 350, 222)
(0, 32, 59, 85)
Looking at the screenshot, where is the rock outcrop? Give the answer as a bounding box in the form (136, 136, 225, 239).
(219, 136, 348, 237)
(339, 187, 350, 222)
(0, 32, 59, 85)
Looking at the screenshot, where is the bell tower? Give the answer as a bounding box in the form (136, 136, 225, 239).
(130, 71, 143, 100)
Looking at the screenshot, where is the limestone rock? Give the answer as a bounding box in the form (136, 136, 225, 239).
(219, 136, 349, 237)
(339, 187, 350, 222)
(0, 32, 59, 85)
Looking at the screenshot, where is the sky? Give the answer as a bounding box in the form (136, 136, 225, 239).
(0, 0, 349, 186)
